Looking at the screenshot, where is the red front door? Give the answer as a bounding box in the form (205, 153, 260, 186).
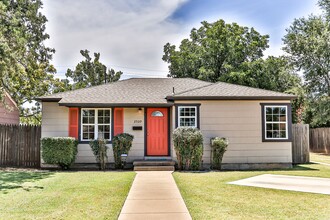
(147, 108, 168, 156)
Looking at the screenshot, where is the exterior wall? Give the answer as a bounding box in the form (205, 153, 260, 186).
(123, 108, 145, 162)
(172, 100, 292, 165)
(41, 102, 69, 137)
(0, 94, 19, 125)
(41, 103, 146, 164)
(41, 100, 292, 167)
(75, 108, 145, 163)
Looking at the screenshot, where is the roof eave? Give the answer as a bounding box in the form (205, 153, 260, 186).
(167, 95, 297, 101)
(36, 97, 62, 102)
(58, 102, 174, 107)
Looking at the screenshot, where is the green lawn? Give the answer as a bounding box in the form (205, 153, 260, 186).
(310, 152, 330, 164)
(0, 170, 135, 220)
(174, 164, 330, 220)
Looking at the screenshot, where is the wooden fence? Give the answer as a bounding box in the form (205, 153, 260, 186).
(292, 124, 310, 164)
(0, 124, 41, 168)
(310, 127, 330, 154)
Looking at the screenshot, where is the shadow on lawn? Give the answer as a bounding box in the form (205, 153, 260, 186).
(0, 171, 53, 194)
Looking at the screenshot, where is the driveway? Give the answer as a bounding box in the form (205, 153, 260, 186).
(229, 174, 330, 195)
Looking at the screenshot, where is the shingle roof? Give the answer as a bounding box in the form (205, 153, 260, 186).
(38, 78, 296, 106)
(167, 81, 297, 100)
(38, 78, 212, 106)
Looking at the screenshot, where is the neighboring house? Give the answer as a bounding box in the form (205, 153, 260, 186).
(0, 91, 19, 125)
(37, 78, 296, 169)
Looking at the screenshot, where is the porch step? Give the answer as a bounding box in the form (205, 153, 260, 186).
(133, 160, 176, 171)
(134, 165, 175, 171)
(144, 156, 172, 161)
(133, 160, 175, 166)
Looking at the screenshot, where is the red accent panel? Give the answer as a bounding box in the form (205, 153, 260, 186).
(147, 108, 168, 156)
(69, 108, 79, 139)
(114, 108, 124, 136)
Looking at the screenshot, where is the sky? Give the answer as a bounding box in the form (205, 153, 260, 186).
(42, 0, 321, 79)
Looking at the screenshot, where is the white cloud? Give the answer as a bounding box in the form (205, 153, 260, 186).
(42, 0, 188, 78)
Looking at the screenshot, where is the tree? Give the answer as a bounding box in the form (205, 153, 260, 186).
(283, 0, 330, 127)
(283, 0, 330, 97)
(0, 0, 58, 124)
(303, 96, 330, 128)
(163, 19, 269, 82)
(221, 56, 301, 93)
(66, 50, 122, 89)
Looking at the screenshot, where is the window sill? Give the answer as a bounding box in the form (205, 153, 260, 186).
(262, 138, 292, 142)
(78, 140, 112, 144)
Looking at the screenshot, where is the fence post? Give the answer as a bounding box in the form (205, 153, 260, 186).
(292, 124, 310, 164)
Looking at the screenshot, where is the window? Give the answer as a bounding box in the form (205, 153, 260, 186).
(81, 108, 111, 141)
(151, 111, 163, 117)
(178, 106, 197, 127)
(264, 105, 288, 140)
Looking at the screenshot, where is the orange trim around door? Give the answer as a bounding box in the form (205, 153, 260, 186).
(147, 108, 168, 156)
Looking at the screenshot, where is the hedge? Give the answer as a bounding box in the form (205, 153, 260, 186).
(41, 137, 78, 169)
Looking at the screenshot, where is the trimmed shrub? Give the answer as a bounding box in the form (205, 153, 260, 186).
(41, 137, 78, 169)
(173, 127, 203, 170)
(89, 138, 108, 170)
(210, 137, 228, 170)
(112, 133, 134, 169)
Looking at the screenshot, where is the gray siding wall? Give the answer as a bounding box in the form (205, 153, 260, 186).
(173, 100, 292, 164)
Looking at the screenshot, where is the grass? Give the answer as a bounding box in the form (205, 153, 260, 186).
(0, 170, 135, 220)
(310, 152, 330, 164)
(174, 163, 330, 220)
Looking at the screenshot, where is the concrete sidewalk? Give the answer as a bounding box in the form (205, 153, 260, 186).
(118, 171, 192, 220)
(229, 174, 330, 195)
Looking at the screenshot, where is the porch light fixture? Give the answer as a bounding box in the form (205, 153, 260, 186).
(138, 108, 142, 114)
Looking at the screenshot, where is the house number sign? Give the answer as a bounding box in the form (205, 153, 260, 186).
(134, 120, 142, 124)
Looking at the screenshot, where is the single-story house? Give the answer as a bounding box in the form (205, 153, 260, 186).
(37, 78, 296, 170)
(0, 90, 19, 125)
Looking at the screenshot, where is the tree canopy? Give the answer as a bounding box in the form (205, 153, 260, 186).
(163, 19, 301, 93)
(0, 0, 59, 123)
(283, 0, 330, 127)
(163, 19, 269, 82)
(66, 50, 122, 90)
(221, 56, 301, 93)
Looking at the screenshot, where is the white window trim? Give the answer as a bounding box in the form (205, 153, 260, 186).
(264, 105, 288, 140)
(178, 106, 197, 128)
(81, 108, 112, 141)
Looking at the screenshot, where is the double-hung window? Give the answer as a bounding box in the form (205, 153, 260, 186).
(177, 106, 198, 128)
(263, 105, 290, 141)
(81, 108, 111, 141)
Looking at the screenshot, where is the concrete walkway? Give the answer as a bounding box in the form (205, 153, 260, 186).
(311, 161, 330, 166)
(229, 174, 330, 195)
(118, 171, 192, 220)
